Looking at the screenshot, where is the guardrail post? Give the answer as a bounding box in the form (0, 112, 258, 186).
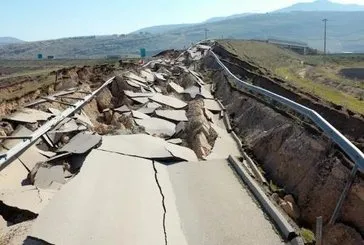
(316, 216, 323, 245)
(329, 164, 358, 224)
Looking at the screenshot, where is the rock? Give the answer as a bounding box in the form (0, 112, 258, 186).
(96, 88, 113, 111)
(279, 199, 300, 220)
(271, 193, 281, 203)
(103, 109, 113, 124)
(0, 121, 14, 135)
(284, 194, 295, 204)
(61, 135, 70, 144)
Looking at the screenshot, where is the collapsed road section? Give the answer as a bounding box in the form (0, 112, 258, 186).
(0, 45, 305, 244)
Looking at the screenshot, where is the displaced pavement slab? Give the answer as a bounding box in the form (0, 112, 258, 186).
(137, 106, 157, 115)
(147, 102, 162, 109)
(206, 123, 241, 160)
(30, 150, 165, 245)
(113, 105, 130, 114)
(4, 108, 53, 123)
(200, 86, 214, 99)
(168, 82, 184, 93)
(3, 126, 48, 171)
(165, 144, 198, 162)
(0, 159, 28, 189)
(135, 118, 176, 137)
(167, 138, 183, 145)
(0, 186, 56, 214)
(182, 86, 200, 99)
(155, 110, 188, 122)
(164, 159, 284, 245)
(126, 80, 141, 88)
(58, 132, 101, 154)
(74, 112, 94, 128)
(150, 93, 187, 109)
(124, 90, 154, 98)
(203, 99, 222, 112)
(125, 71, 147, 84)
(140, 70, 155, 82)
(99, 134, 173, 159)
(34, 165, 66, 189)
(99, 134, 196, 162)
(131, 97, 149, 104)
(131, 110, 151, 119)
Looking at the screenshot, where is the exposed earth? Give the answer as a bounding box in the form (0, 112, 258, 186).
(0, 41, 363, 244)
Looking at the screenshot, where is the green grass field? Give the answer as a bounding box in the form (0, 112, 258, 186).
(219, 40, 364, 115)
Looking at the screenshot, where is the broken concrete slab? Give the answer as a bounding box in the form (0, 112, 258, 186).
(155, 110, 188, 122)
(137, 107, 157, 115)
(146, 102, 162, 109)
(2, 126, 48, 171)
(48, 108, 62, 115)
(37, 149, 57, 158)
(165, 144, 198, 162)
(150, 93, 187, 109)
(74, 111, 94, 128)
(29, 150, 165, 245)
(203, 99, 222, 112)
(182, 86, 200, 99)
(99, 134, 172, 159)
(0, 186, 55, 214)
(167, 138, 183, 145)
(4, 108, 52, 123)
(175, 121, 186, 136)
(0, 159, 28, 189)
(140, 70, 155, 82)
(200, 86, 213, 99)
(125, 71, 147, 84)
(124, 90, 154, 98)
(206, 124, 241, 160)
(58, 132, 101, 154)
(154, 72, 166, 81)
(34, 165, 65, 189)
(131, 110, 151, 119)
(126, 80, 141, 88)
(168, 82, 184, 93)
(130, 97, 149, 104)
(135, 118, 176, 137)
(113, 105, 130, 114)
(153, 86, 162, 93)
(204, 108, 214, 122)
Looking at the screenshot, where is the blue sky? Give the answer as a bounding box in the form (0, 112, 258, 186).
(0, 0, 363, 41)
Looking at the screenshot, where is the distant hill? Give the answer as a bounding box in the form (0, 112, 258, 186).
(276, 0, 364, 12)
(1, 11, 364, 59)
(204, 13, 252, 23)
(132, 24, 194, 34)
(0, 37, 24, 45)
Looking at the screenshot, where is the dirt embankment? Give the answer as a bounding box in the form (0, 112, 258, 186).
(0, 64, 115, 117)
(203, 53, 364, 245)
(212, 44, 364, 149)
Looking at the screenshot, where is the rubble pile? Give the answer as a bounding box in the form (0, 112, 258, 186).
(0, 44, 232, 244)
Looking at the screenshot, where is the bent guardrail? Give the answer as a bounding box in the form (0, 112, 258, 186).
(209, 50, 364, 171)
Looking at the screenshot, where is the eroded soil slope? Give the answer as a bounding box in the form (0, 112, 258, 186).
(203, 49, 364, 245)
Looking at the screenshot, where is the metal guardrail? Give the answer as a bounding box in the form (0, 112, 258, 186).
(0, 77, 115, 171)
(209, 50, 364, 171)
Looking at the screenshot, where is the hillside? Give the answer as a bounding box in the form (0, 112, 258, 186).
(1, 11, 364, 59)
(276, 0, 364, 12)
(0, 37, 24, 45)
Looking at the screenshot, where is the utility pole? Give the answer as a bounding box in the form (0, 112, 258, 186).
(322, 18, 328, 55)
(204, 28, 209, 40)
